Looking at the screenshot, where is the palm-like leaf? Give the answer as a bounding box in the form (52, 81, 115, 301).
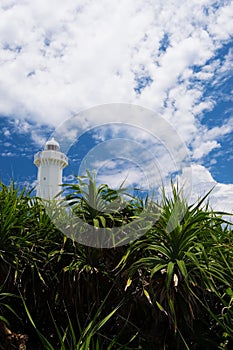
(118, 183, 233, 347)
(63, 171, 130, 229)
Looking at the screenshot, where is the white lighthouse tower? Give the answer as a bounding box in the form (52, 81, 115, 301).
(34, 138, 68, 200)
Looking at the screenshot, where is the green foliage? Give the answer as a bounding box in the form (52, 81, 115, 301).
(0, 178, 232, 349)
(63, 170, 130, 228)
(117, 184, 233, 348)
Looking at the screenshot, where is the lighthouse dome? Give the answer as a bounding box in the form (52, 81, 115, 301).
(45, 137, 60, 151)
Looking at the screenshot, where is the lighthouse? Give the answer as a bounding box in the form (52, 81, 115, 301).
(34, 137, 68, 200)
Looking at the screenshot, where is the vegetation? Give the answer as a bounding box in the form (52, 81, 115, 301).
(0, 175, 232, 349)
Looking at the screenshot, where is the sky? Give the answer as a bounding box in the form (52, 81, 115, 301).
(0, 0, 232, 218)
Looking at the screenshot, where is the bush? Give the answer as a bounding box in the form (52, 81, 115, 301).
(0, 178, 232, 349)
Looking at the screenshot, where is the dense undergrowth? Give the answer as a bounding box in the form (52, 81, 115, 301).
(0, 175, 232, 349)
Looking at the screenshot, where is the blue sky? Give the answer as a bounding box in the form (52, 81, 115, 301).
(0, 0, 232, 216)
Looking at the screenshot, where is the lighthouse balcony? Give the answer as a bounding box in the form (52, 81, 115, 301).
(34, 150, 68, 167)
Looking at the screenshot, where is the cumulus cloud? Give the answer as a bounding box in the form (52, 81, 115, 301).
(188, 164, 233, 216)
(0, 1, 232, 124)
(0, 0, 232, 215)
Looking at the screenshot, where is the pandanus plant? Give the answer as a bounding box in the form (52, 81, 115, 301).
(62, 170, 131, 228)
(117, 184, 233, 348)
(0, 178, 232, 349)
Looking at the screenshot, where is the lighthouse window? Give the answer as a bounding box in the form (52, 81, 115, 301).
(43, 177, 46, 180)
(47, 145, 57, 150)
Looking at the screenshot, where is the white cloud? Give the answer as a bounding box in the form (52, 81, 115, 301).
(3, 142, 11, 147)
(30, 131, 47, 147)
(1, 151, 16, 157)
(192, 140, 220, 159)
(207, 1, 233, 41)
(187, 164, 233, 217)
(191, 117, 233, 159)
(0, 0, 231, 126)
(0, 0, 232, 215)
(3, 128, 11, 137)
